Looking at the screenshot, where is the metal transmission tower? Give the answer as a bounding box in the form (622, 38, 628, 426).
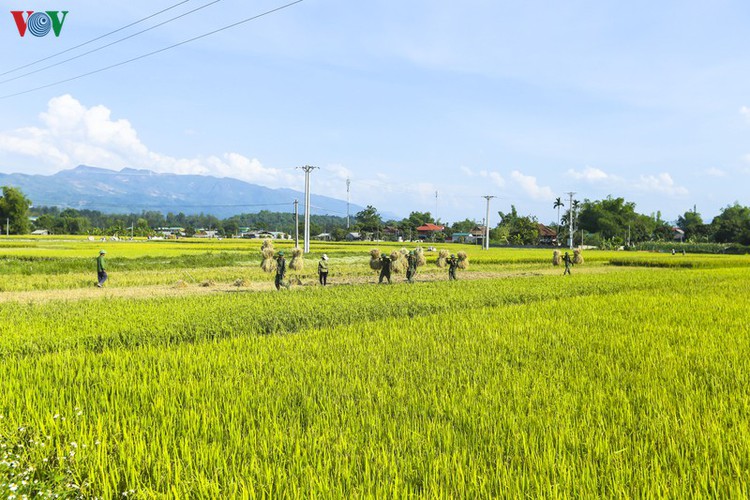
(566, 191, 576, 249)
(297, 165, 318, 253)
(435, 191, 439, 221)
(346, 178, 351, 229)
(482, 195, 496, 250)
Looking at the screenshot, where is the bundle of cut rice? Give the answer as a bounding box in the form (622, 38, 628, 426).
(400, 248, 409, 257)
(289, 247, 304, 271)
(390, 250, 406, 273)
(573, 248, 584, 265)
(260, 242, 276, 273)
(415, 247, 426, 267)
(552, 250, 561, 266)
(369, 249, 382, 270)
(233, 278, 248, 287)
(457, 251, 469, 270)
(200, 279, 216, 287)
(436, 249, 449, 268)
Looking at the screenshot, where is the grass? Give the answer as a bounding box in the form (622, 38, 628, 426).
(1, 237, 749, 497)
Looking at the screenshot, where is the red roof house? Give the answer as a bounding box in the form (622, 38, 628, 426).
(416, 223, 445, 239)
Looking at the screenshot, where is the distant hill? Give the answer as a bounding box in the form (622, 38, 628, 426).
(0, 166, 364, 219)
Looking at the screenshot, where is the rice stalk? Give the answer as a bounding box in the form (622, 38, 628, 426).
(437, 249, 449, 268)
(573, 248, 584, 265)
(390, 250, 406, 273)
(457, 251, 469, 270)
(260, 240, 276, 273)
(369, 249, 382, 270)
(289, 247, 304, 272)
(415, 247, 426, 267)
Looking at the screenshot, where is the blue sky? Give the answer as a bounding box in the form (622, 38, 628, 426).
(0, 0, 749, 225)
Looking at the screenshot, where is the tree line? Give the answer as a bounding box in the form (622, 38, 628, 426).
(1, 186, 749, 246)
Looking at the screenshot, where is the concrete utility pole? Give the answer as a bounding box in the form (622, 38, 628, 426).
(482, 195, 495, 250)
(294, 199, 299, 248)
(435, 191, 439, 221)
(346, 178, 351, 229)
(566, 191, 576, 249)
(297, 165, 318, 253)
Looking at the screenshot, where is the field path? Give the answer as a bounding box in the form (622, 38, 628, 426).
(0, 267, 612, 304)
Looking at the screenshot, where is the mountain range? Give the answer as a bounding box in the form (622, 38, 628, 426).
(0, 166, 364, 219)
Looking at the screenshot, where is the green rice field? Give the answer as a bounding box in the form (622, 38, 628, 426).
(1, 237, 749, 497)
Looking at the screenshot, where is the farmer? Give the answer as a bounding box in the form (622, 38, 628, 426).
(96, 249, 107, 287)
(275, 251, 289, 290)
(447, 254, 459, 281)
(406, 250, 418, 283)
(562, 251, 573, 275)
(318, 254, 329, 286)
(378, 253, 392, 284)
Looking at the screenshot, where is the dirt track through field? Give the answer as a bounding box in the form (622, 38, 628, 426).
(0, 267, 612, 304)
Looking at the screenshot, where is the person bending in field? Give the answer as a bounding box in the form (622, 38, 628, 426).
(406, 251, 418, 283)
(562, 251, 573, 276)
(318, 254, 329, 286)
(447, 254, 459, 281)
(379, 254, 392, 284)
(96, 249, 108, 287)
(275, 251, 289, 290)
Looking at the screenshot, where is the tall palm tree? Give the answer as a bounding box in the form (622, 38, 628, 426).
(553, 197, 564, 245)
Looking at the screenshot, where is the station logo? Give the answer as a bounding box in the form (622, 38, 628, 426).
(11, 10, 69, 37)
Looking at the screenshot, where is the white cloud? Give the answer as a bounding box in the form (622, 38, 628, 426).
(324, 163, 352, 181)
(510, 170, 554, 201)
(741, 106, 750, 121)
(478, 169, 505, 187)
(0, 94, 301, 189)
(704, 167, 726, 177)
(0, 127, 69, 165)
(634, 173, 689, 196)
(567, 166, 610, 182)
(460, 165, 474, 177)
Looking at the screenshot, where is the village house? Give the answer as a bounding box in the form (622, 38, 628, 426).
(537, 224, 558, 245)
(415, 223, 445, 240)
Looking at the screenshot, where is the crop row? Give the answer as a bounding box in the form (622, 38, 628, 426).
(1, 267, 749, 496)
(0, 266, 745, 357)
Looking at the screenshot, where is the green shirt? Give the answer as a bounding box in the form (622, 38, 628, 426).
(97, 255, 106, 272)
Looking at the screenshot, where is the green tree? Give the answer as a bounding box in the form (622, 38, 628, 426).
(331, 227, 348, 241)
(0, 186, 32, 234)
(711, 203, 750, 245)
(450, 218, 476, 234)
(34, 214, 57, 233)
(553, 197, 564, 240)
(496, 206, 538, 245)
(355, 205, 382, 232)
(677, 209, 709, 242)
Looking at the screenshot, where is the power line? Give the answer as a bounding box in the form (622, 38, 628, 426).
(0, 0, 306, 100)
(0, 0, 224, 86)
(0, 0, 192, 78)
